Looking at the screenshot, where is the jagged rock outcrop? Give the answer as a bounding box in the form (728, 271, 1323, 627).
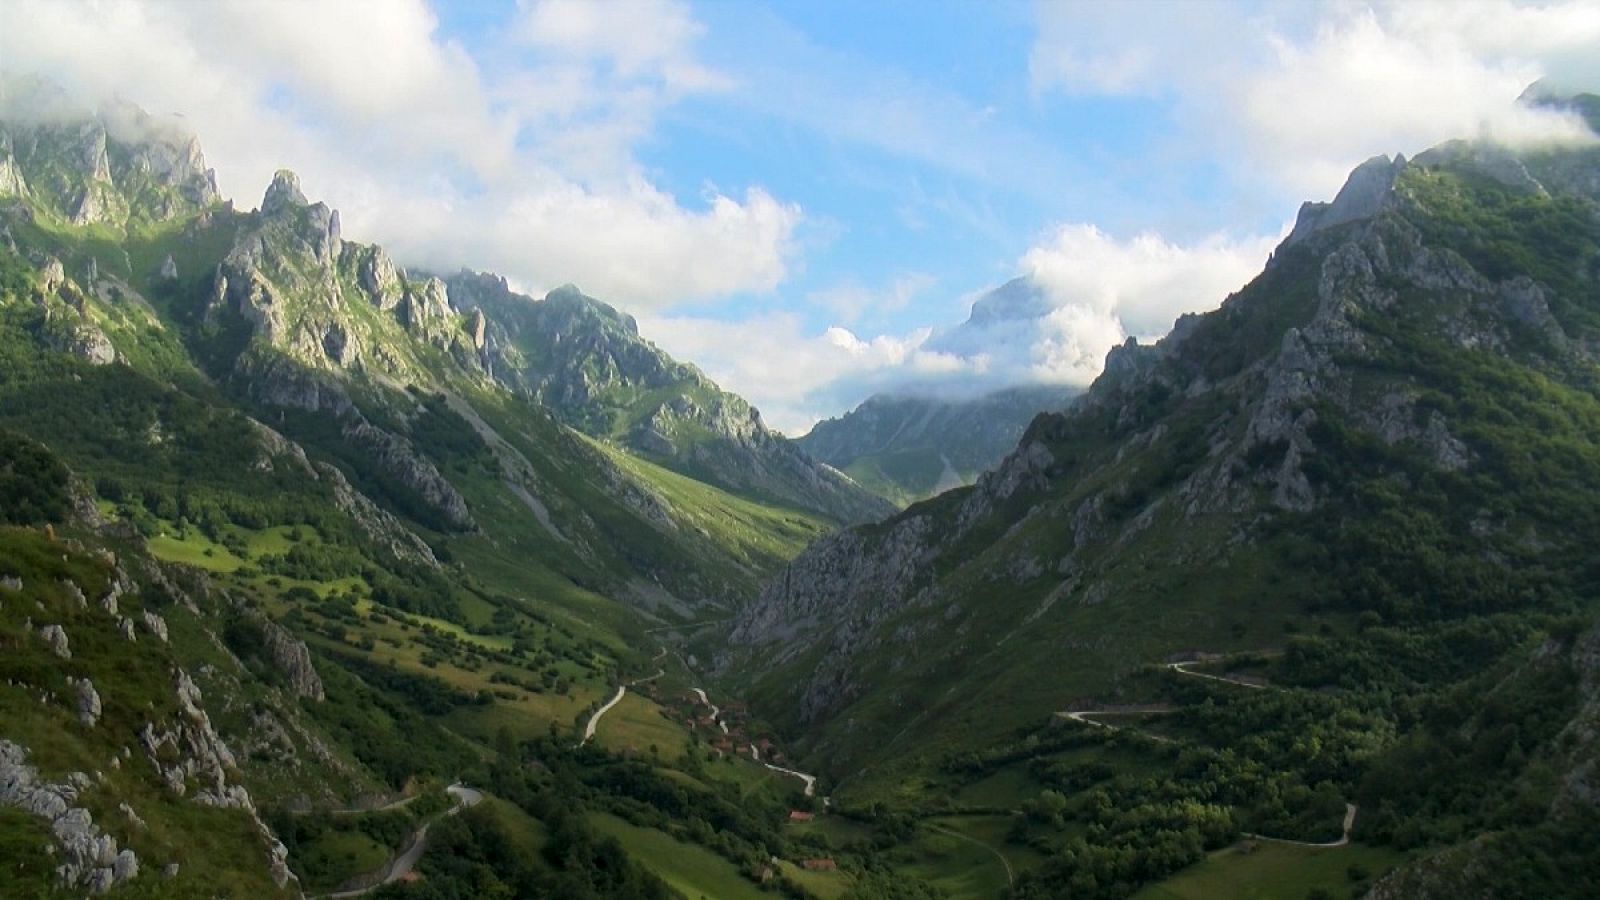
(68, 676, 102, 727)
(0, 740, 139, 894)
(0, 78, 218, 230)
(319, 461, 441, 567)
(141, 669, 249, 807)
(37, 623, 70, 659)
(351, 244, 404, 311)
(340, 419, 474, 530)
(141, 610, 169, 642)
(257, 616, 325, 701)
(1284, 153, 1407, 246)
(260, 169, 307, 216)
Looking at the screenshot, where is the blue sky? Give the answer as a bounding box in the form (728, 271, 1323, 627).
(5, 0, 1600, 431)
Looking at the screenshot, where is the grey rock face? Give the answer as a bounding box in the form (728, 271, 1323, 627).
(68, 676, 102, 727)
(258, 617, 325, 701)
(140, 611, 169, 642)
(61, 580, 86, 607)
(0, 740, 138, 894)
(141, 669, 247, 809)
(353, 245, 404, 311)
(37, 623, 70, 659)
(261, 169, 307, 215)
(1285, 153, 1407, 246)
(318, 461, 440, 567)
(340, 419, 474, 530)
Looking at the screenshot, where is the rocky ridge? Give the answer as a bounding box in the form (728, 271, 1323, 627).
(797, 384, 1078, 505)
(446, 272, 893, 524)
(726, 126, 1600, 771)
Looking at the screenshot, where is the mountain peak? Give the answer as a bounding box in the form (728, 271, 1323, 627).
(963, 275, 1053, 326)
(1284, 152, 1406, 246)
(262, 169, 308, 215)
(541, 283, 639, 335)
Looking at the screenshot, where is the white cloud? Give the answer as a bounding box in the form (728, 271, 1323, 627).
(640, 312, 978, 435)
(1022, 224, 1278, 339)
(0, 0, 794, 310)
(516, 0, 728, 92)
(1030, 0, 1600, 198)
(808, 273, 935, 325)
(641, 224, 1275, 433)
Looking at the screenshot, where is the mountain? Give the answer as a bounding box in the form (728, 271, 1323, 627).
(0, 85, 861, 897)
(444, 271, 893, 524)
(10, 71, 1600, 900)
(0, 76, 220, 230)
(726, 94, 1600, 896)
(797, 385, 1079, 506)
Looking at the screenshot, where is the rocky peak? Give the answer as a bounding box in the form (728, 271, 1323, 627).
(1285, 153, 1407, 246)
(0, 78, 220, 227)
(542, 283, 641, 336)
(261, 169, 307, 216)
(962, 276, 1054, 326)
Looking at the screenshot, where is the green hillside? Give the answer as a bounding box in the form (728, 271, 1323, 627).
(727, 111, 1600, 897)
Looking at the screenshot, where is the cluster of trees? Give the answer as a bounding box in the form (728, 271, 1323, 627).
(0, 428, 70, 525)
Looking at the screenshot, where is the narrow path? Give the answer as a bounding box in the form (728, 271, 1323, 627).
(579, 667, 666, 746)
(1055, 708, 1176, 743)
(295, 792, 420, 817)
(320, 783, 484, 899)
(1244, 803, 1358, 849)
(690, 687, 825, 802)
(1166, 660, 1281, 691)
(690, 688, 730, 734)
(930, 824, 1014, 889)
(643, 618, 731, 635)
(580, 685, 628, 745)
(1059, 656, 1356, 848)
(762, 762, 817, 797)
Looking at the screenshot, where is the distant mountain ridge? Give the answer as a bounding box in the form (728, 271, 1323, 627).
(797, 384, 1078, 506)
(445, 271, 893, 524)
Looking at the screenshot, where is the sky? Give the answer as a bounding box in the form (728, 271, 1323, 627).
(2, 0, 1598, 433)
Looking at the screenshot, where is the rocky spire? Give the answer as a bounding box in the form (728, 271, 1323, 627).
(261, 169, 307, 216)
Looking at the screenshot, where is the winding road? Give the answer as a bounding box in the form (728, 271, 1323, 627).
(321, 783, 484, 899)
(685, 687, 824, 801)
(761, 762, 818, 797)
(1059, 657, 1358, 847)
(690, 688, 731, 734)
(1244, 803, 1359, 848)
(1055, 708, 1176, 743)
(1166, 660, 1281, 691)
(930, 824, 1014, 889)
(578, 667, 666, 746)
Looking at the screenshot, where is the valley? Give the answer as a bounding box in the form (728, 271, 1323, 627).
(1, 48, 1599, 900)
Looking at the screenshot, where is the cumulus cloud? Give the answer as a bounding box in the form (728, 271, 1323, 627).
(642, 224, 1275, 434)
(639, 312, 981, 435)
(1022, 225, 1278, 338)
(0, 0, 796, 309)
(1031, 0, 1600, 197)
(1014, 224, 1277, 381)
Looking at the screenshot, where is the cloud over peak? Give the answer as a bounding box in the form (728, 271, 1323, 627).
(0, 0, 794, 310)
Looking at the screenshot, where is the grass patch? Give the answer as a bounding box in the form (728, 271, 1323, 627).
(588, 812, 768, 900)
(1131, 841, 1408, 900)
(594, 693, 693, 761)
